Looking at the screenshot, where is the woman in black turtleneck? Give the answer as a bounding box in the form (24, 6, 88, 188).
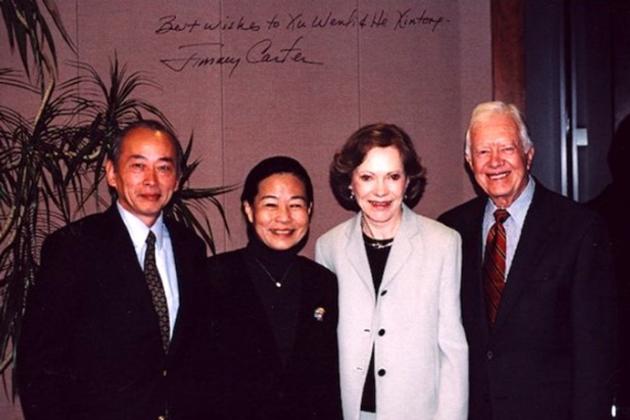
(206, 156, 342, 420)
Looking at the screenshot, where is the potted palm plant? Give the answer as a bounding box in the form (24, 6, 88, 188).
(0, 0, 233, 396)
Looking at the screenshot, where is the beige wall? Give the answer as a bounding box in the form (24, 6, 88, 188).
(0, 1, 491, 416)
(2, 0, 491, 254)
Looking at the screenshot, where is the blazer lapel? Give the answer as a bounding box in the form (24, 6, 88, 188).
(164, 221, 190, 357)
(100, 206, 148, 296)
(291, 260, 320, 361)
(99, 207, 166, 353)
(242, 252, 284, 372)
(380, 206, 415, 292)
(455, 199, 490, 341)
(345, 214, 376, 299)
(103, 207, 186, 357)
(494, 185, 556, 331)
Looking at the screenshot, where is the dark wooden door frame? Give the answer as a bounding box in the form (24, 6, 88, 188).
(492, 0, 525, 110)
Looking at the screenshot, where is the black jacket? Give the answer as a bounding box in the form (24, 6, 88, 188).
(203, 248, 342, 420)
(439, 183, 616, 420)
(17, 205, 207, 420)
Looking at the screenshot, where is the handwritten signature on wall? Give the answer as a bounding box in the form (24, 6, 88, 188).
(159, 37, 322, 77)
(155, 8, 449, 77)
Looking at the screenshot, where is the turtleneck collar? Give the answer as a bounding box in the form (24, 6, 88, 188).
(245, 231, 307, 280)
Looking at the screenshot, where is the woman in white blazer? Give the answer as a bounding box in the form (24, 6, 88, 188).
(315, 123, 468, 420)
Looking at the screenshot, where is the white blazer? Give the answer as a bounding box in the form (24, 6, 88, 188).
(315, 206, 468, 420)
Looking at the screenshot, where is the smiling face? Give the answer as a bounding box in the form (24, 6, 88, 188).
(351, 146, 408, 237)
(243, 173, 311, 250)
(105, 127, 179, 227)
(467, 112, 534, 208)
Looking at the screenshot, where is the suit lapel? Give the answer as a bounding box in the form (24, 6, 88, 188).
(457, 199, 490, 341)
(494, 185, 556, 331)
(345, 214, 376, 298)
(291, 259, 319, 364)
(97, 207, 167, 355)
(106, 207, 188, 357)
(242, 252, 284, 371)
(380, 206, 416, 292)
(165, 221, 189, 357)
(468, 202, 486, 315)
(101, 206, 149, 298)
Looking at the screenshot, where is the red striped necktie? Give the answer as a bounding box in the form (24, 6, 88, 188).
(483, 208, 510, 326)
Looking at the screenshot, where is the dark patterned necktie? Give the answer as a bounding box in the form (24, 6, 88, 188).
(483, 209, 510, 326)
(144, 231, 170, 354)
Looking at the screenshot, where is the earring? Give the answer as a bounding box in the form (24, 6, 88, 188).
(348, 188, 355, 200)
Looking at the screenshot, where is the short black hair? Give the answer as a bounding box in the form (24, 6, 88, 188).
(241, 156, 314, 207)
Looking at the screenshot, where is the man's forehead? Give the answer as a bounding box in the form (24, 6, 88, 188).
(471, 120, 519, 142)
(125, 154, 175, 162)
(120, 129, 176, 154)
(472, 134, 520, 145)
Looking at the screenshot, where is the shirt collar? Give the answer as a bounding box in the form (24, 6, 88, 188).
(116, 201, 165, 250)
(484, 176, 535, 228)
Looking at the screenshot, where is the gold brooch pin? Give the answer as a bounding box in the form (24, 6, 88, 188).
(314, 307, 326, 322)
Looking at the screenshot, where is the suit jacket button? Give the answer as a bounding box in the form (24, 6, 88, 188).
(377, 368, 386, 376)
(486, 351, 494, 360)
(378, 329, 386, 336)
(380, 290, 388, 296)
(163, 369, 167, 377)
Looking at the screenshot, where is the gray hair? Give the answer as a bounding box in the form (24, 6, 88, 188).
(464, 101, 533, 157)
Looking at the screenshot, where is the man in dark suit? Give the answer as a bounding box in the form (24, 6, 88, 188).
(439, 101, 615, 420)
(17, 120, 207, 420)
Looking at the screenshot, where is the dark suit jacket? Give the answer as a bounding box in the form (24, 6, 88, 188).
(439, 183, 615, 420)
(17, 205, 207, 420)
(204, 249, 342, 420)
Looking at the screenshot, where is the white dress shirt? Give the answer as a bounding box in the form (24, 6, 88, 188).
(483, 176, 535, 279)
(117, 202, 179, 337)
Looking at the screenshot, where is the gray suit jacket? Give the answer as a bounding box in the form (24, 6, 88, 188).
(316, 205, 468, 420)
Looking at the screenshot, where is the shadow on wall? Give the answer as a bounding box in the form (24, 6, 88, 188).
(0, 383, 22, 419)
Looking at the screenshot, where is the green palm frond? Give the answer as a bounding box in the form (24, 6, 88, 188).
(0, 0, 76, 87)
(165, 133, 236, 253)
(0, 57, 233, 387)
